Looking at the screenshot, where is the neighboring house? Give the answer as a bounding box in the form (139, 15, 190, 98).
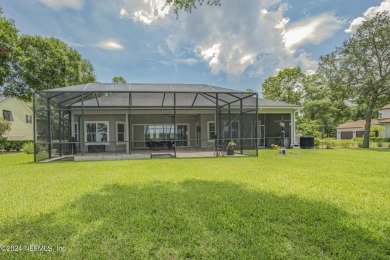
(336, 103, 390, 140)
(378, 104, 390, 138)
(336, 120, 379, 140)
(34, 83, 299, 161)
(0, 96, 33, 141)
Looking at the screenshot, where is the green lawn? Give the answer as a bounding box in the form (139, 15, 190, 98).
(0, 149, 389, 259)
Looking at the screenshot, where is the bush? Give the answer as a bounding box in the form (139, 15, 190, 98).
(23, 142, 35, 154)
(0, 139, 31, 152)
(377, 138, 384, 148)
(314, 138, 320, 147)
(324, 138, 335, 149)
(340, 140, 353, 148)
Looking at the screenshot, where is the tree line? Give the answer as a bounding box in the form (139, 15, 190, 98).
(262, 12, 390, 148)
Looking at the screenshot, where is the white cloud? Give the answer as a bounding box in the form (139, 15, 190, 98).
(174, 58, 198, 65)
(95, 39, 124, 50)
(38, 0, 83, 9)
(120, 0, 335, 82)
(346, 0, 390, 33)
(120, 8, 129, 18)
(166, 35, 179, 53)
(282, 13, 344, 52)
(120, 0, 171, 25)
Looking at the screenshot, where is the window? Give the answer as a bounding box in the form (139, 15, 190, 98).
(85, 121, 109, 143)
(379, 112, 382, 118)
(116, 122, 126, 143)
(26, 115, 32, 124)
(223, 121, 239, 139)
(3, 110, 13, 121)
(141, 124, 189, 147)
(207, 121, 215, 140)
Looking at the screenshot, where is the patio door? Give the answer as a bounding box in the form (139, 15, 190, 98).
(257, 125, 265, 148)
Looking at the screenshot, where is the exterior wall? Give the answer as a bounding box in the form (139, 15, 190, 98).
(0, 98, 33, 140)
(378, 123, 390, 138)
(71, 109, 217, 151)
(379, 108, 390, 119)
(336, 128, 363, 140)
(378, 108, 390, 138)
(71, 107, 298, 151)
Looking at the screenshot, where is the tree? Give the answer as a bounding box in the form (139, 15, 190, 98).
(0, 118, 11, 137)
(0, 8, 19, 86)
(112, 76, 126, 84)
(318, 12, 390, 148)
(3, 35, 96, 101)
(301, 74, 351, 137)
(165, 0, 221, 16)
(262, 67, 305, 105)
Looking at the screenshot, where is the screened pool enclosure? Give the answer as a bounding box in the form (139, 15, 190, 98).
(33, 83, 260, 162)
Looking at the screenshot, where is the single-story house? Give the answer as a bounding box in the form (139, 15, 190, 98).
(0, 95, 33, 141)
(336, 119, 379, 140)
(34, 83, 299, 162)
(336, 104, 390, 139)
(378, 104, 390, 137)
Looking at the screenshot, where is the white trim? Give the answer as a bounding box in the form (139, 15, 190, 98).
(84, 121, 109, 145)
(207, 121, 216, 141)
(116, 121, 126, 145)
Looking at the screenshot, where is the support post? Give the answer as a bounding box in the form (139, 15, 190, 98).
(47, 97, 52, 159)
(59, 109, 62, 156)
(129, 92, 132, 154)
(216, 93, 219, 157)
(240, 99, 243, 154)
(125, 112, 129, 154)
(81, 94, 85, 155)
(33, 93, 37, 162)
(174, 93, 177, 158)
(255, 93, 259, 157)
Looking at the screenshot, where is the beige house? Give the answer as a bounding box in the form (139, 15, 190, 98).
(0, 96, 33, 140)
(378, 104, 390, 138)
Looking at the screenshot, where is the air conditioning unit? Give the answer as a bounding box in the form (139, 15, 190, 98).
(300, 136, 314, 149)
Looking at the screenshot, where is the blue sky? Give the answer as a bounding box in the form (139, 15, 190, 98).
(2, 0, 389, 93)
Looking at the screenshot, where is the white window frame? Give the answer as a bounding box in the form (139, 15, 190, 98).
(207, 121, 216, 141)
(84, 121, 109, 145)
(116, 121, 126, 145)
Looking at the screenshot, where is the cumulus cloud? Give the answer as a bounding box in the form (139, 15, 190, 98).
(95, 39, 124, 50)
(120, 0, 171, 25)
(119, 0, 342, 82)
(282, 13, 344, 52)
(38, 0, 83, 9)
(346, 0, 390, 33)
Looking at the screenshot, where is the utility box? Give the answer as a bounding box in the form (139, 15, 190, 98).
(300, 136, 314, 149)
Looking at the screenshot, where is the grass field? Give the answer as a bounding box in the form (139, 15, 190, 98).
(0, 149, 389, 259)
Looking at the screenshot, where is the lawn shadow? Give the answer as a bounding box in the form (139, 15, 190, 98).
(0, 180, 388, 259)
